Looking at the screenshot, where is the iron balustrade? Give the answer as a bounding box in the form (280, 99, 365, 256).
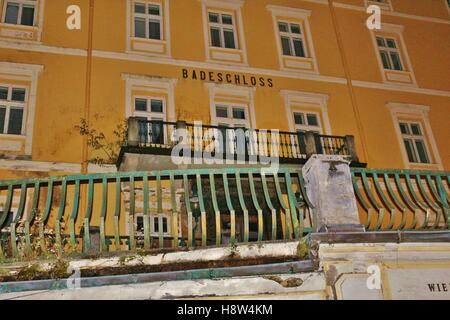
(351, 169, 450, 231)
(125, 118, 359, 163)
(0, 168, 316, 258)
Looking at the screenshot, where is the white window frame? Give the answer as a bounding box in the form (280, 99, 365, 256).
(214, 103, 250, 128)
(206, 82, 256, 129)
(200, 0, 248, 65)
(281, 90, 331, 135)
(387, 102, 443, 170)
(132, 1, 163, 40)
(398, 120, 431, 165)
(122, 73, 177, 122)
(292, 110, 322, 134)
(149, 213, 171, 237)
(370, 23, 417, 86)
(2, 0, 37, 26)
(126, 0, 171, 57)
(277, 20, 308, 58)
(132, 95, 168, 144)
(0, 84, 27, 136)
(207, 10, 238, 50)
(267, 5, 319, 73)
(0, 62, 43, 155)
(375, 36, 404, 71)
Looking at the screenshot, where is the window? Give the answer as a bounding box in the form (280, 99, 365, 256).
(215, 104, 249, 128)
(399, 122, 430, 164)
(133, 2, 162, 40)
(133, 97, 166, 144)
(376, 36, 403, 71)
(208, 12, 237, 49)
(293, 111, 321, 134)
(0, 85, 26, 135)
(387, 103, 443, 170)
(135, 214, 172, 238)
(3, 0, 36, 26)
(278, 21, 307, 58)
(150, 214, 170, 236)
(267, 5, 318, 73)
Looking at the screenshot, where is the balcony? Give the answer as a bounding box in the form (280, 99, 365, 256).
(118, 118, 365, 170)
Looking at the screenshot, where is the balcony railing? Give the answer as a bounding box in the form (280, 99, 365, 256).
(0, 167, 447, 259)
(121, 118, 360, 165)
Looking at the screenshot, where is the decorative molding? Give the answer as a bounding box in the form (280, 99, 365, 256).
(205, 82, 256, 128)
(121, 73, 177, 122)
(332, 1, 450, 25)
(351, 80, 450, 98)
(266, 5, 312, 19)
(280, 90, 331, 134)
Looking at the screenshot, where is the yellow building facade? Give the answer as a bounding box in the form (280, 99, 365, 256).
(0, 0, 448, 176)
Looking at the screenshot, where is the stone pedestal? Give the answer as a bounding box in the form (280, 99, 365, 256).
(302, 155, 363, 232)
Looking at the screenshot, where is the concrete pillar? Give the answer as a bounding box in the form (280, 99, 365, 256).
(127, 117, 141, 147)
(302, 154, 364, 232)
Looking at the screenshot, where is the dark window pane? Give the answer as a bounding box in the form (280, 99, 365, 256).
(216, 106, 228, 118)
(162, 217, 168, 233)
(290, 24, 301, 34)
(137, 116, 149, 144)
(410, 124, 422, 136)
(376, 37, 385, 47)
(148, 5, 160, 16)
(5, 3, 19, 24)
(307, 114, 319, 126)
(135, 98, 147, 111)
(134, 3, 146, 13)
(281, 37, 291, 55)
(293, 39, 305, 57)
(136, 216, 144, 231)
(21, 6, 34, 26)
(415, 140, 429, 163)
(380, 51, 391, 69)
(0, 107, 5, 133)
(11, 88, 25, 102)
(223, 29, 235, 49)
(404, 139, 417, 163)
(386, 39, 397, 48)
(134, 18, 146, 38)
(232, 108, 245, 120)
(222, 14, 233, 25)
(399, 123, 409, 135)
(210, 28, 221, 47)
(149, 20, 161, 40)
(278, 22, 289, 32)
(294, 113, 304, 125)
(151, 99, 163, 113)
(7, 108, 23, 135)
(390, 52, 403, 71)
(209, 12, 219, 23)
(0, 87, 8, 100)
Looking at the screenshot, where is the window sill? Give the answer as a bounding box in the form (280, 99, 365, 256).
(383, 69, 417, 87)
(0, 133, 26, 139)
(0, 23, 38, 31)
(407, 162, 443, 171)
(365, 0, 392, 11)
